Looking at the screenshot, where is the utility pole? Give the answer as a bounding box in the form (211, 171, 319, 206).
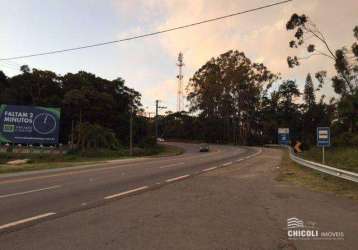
(129, 106, 133, 156)
(155, 100, 159, 139)
(71, 120, 74, 150)
(155, 100, 166, 139)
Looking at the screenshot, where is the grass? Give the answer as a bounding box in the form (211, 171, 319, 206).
(0, 162, 99, 174)
(301, 147, 358, 173)
(277, 151, 358, 200)
(0, 144, 183, 175)
(152, 144, 184, 157)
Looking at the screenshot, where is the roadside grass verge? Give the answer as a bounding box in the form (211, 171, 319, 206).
(0, 161, 99, 174)
(152, 144, 184, 157)
(0, 144, 183, 175)
(277, 151, 358, 200)
(301, 147, 358, 173)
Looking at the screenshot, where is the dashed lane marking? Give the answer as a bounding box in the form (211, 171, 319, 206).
(222, 161, 233, 167)
(201, 167, 218, 172)
(165, 175, 190, 183)
(104, 186, 148, 200)
(0, 185, 61, 199)
(0, 212, 56, 230)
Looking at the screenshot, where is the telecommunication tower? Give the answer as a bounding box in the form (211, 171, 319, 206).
(176, 52, 184, 112)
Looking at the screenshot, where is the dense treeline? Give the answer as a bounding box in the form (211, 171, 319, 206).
(159, 16, 358, 147)
(0, 67, 152, 149)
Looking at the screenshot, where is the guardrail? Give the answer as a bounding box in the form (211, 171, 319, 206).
(288, 147, 358, 183)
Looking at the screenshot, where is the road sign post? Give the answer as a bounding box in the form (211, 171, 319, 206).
(317, 127, 330, 164)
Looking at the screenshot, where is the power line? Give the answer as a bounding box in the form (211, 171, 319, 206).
(0, 0, 292, 61)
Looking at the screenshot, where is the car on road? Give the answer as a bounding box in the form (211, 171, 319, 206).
(157, 137, 165, 142)
(199, 143, 210, 152)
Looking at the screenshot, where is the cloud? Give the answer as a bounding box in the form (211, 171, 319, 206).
(157, 0, 357, 91)
(111, 0, 358, 109)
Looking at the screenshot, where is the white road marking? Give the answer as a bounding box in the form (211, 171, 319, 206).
(104, 186, 148, 200)
(232, 149, 263, 163)
(0, 185, 61, 199)
(160, 162, 185, 169)
(0, 212, 56, 230)
(202, 167, 218, 172)
(222, 161, 233, 167)
(165, 174, 190, 183)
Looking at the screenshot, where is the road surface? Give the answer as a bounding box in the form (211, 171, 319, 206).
(0, 143, 257, 233)
(0, 143, 357, 250)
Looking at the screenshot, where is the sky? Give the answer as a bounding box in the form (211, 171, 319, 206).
(0, 0, 357, 113)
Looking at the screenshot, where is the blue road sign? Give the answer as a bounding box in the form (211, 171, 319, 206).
(278, 128, 290, 145)
(317, 127, 330, 147)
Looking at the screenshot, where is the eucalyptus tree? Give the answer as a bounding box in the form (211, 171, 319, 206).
(286, 13, 357, 132)
(187, 50, 278, 144)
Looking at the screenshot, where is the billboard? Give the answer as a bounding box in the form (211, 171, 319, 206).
(0, 105, 61, 144)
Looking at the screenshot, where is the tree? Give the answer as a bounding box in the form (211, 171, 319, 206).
(0, 71, 8, 104)
(304, 73, 315, 108)
(187, 50, 278, 144)
(1, 67, 145, 148)
(75, 123, 119, 151)
(286, 14, 336, 67)
(302, 73, 319, 144)
(286, 13, 358, 132)
(276, 80, 302, 137)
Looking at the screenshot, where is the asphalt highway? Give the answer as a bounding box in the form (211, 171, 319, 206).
(0, 142, 259, 234)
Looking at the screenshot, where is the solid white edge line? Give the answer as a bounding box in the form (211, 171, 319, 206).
(222, 161, 233, 167)
(165, 174, 190, 183)
(0, 212, 56, 230)
(202, 167, 218, 172)
(104, 186, 148, 200)
(237, 149, 262, 162)
(0, 185, 61, 199)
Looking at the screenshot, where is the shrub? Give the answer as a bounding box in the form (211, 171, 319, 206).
(139, 136, 157, 148)
(333, 132, 358, 147)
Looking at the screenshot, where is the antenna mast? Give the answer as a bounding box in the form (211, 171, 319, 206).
(176, 52, 184, 112)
